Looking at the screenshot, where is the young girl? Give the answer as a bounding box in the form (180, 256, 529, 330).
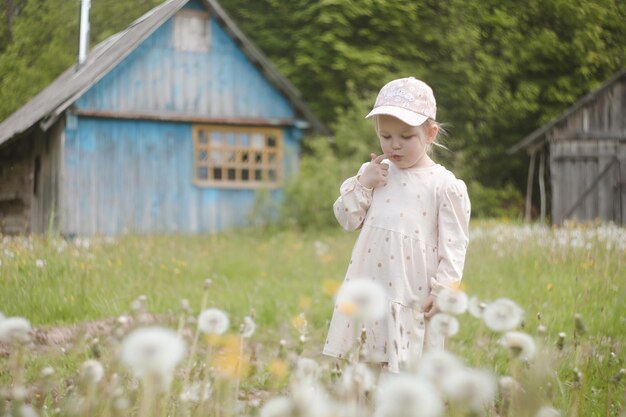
(323, 77, 471, 373)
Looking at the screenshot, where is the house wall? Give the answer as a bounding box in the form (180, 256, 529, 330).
(30, 121, 64, 233)
(547, 75, 626, 224)
(550, 140, 626, 225)
(0, 136, 34, 234)
(61, 115, 300, 235)
(59, 0, 304, 235)
(548, 76, 625, 142)
(74, 2, 294, 120)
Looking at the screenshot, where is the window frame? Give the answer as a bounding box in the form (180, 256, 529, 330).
(192, 125, 284, 189)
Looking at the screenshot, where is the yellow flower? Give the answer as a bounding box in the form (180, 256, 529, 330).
(546, 283, 553, 291)
(291, 313, 308, 332)
(267, 359, 289, 381)
(298, 296, 312, 311)
(337, 301, 356, 316)
(322, 279, 341, 296)
(210, 334, 249, 379)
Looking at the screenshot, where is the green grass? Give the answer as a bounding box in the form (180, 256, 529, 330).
(1, 220, 624, 416)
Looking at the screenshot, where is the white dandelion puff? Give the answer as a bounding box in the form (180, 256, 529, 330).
(436, 289, 468, 315)
(429, 313, 460, 337)
(259, 396, 293, 417)
(179, 382, 212, 403)
(535, 405, 561, 417)
(35, 259, 45, 268)
(240, 316, 256, 338)
(340, 362, 376, 394)
(468, 296, 486, 318)
(483, 298, 524, 332)
(0, 316, 32, 344)
(500, 331, 536, 361)
(119, 326, 185, 383)
(335, 280, 386, 320)
(198, 308, 230, 335)
(441, 368, 497, 413)
(17, 404, 38, 417)
(79, 359, 105, 385)
(293, 357, 321, 382)
(417, 350, 464, 386)
(499, 376, 522, 394)
(375, 373, 443, 417)
(314, 240, 330, 257)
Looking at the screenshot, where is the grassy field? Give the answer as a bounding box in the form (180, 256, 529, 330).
(0, 220, 624, 416)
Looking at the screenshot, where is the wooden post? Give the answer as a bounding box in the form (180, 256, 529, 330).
(525, 151, 536, 222)
(539, 148, 546, 224)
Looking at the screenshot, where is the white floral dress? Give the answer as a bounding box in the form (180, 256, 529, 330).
(323, 161, 471, 372)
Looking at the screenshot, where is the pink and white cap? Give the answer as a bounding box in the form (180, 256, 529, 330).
(365, 77, 436, 126)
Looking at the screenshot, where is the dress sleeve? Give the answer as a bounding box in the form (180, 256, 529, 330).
(333, 163, 374, 231)
(430, 179, 471, 296)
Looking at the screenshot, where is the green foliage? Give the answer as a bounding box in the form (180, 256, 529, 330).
(0, 0, 624, 203)
(282, 88, 378, 229)
(467, 180, 524, 219)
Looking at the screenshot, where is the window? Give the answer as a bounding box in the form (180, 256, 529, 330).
(173, 10, 210, 52)
(193, 126, 283, 188)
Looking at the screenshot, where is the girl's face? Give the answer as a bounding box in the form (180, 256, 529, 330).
(376, 115, 438, 169)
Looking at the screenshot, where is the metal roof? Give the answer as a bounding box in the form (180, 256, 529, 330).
(507, 68, 626, 155)
(0, 0, 329, 147)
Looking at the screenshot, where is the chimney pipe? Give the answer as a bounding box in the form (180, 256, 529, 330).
(78, 0, 90, 67)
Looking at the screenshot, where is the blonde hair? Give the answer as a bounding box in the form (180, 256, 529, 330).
(420, 118, 448, 155)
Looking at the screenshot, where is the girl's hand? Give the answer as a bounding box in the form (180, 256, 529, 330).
(357, 153, 389, 189)
(422, 295, 439, 318)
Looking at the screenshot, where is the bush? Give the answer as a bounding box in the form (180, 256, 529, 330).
(467, 181, 524, 219)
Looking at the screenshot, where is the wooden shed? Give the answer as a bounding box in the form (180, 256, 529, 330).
(0, 0, 328, 236)
(508, 69, 626, 225)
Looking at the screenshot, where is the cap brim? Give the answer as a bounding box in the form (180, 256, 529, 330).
(365, 106, 429, 126)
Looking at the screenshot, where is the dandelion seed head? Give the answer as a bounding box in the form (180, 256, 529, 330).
(535, 405, 561, 417)
(198, 308, 229, 335)
(0, 316, 32, 344)
(335, 280, 386, 320)
(294, 358, 320, 382)
(240, 316, 256, 338)
(79, 359, 104, 385)
(417, 350, 464, 385)
(500, 331, 536, 361)
(483, 298, 524, 332)
(204, 278, 213, 289)
(340, 363, 375, 394)
(499, 376, 520, 391)
(436, 289, 468, 315)
(179, 382, 212, 403)
(35, 259, 45, 268)
(41, 367, 55, 378)
(11, 386, 28, 401)
(441, 368, 496, 412)
(375, 373, 443, 417)
(259, 396, 292, 417)
(429, 313, 460, 336)
(468, 296, 486, 318)
(119, 326, 185, 383)
(18, 404, 38, 417)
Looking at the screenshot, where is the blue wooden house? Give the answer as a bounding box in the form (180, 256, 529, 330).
(0, 0, 327, 235)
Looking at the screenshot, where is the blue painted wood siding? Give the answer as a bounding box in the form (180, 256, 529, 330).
(62, 116, 301, 235)
(74, 3, 294, 120)
(61, 1, 304, 235)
